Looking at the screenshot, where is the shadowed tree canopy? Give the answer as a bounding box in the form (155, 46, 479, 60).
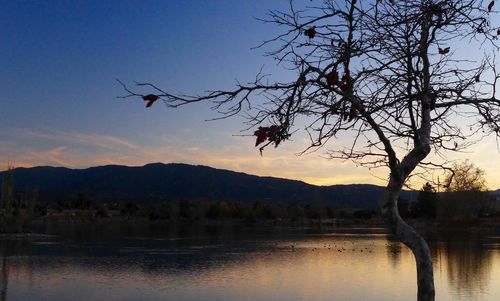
(439, 160, 490, 222)
(444, 160, 488, 192)
(119, 1, 500, 300)
(414, 182, 438, 218)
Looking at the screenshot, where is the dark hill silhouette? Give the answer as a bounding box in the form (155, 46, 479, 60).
(0, 163, 411, 208)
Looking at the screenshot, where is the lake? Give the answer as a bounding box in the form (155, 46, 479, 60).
(0, 221, 499, 301)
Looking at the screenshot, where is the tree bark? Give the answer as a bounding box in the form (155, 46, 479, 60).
(381, 186, 435, 301)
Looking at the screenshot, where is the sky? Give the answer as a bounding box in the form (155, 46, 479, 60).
(2, 0, 500, 189)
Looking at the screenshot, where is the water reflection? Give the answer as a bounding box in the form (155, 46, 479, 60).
(1, 248, 8, 301)
(386, 237, 403, 267)
(0, 224, 498, 301)
(434, 233, 494, 300)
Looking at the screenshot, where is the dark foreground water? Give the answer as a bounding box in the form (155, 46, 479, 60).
(0, 222, 499, 301)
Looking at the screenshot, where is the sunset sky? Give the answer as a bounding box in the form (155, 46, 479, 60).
(2, 0, 500, 189)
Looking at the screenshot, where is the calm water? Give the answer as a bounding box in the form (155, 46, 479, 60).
(1, 222, 500, 301)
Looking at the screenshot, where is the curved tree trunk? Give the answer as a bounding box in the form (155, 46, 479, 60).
(381, 186, 435, 301)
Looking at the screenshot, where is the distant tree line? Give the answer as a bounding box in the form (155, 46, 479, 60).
(0, 165, 42, 232)
(4, 186, 498, 224)
(2, 161, 498, 226)
(43, 195, 378, 223)
(398, 161, 498, 223)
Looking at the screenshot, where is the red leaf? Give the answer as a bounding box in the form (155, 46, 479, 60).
(254, 127, 268, 146)
(267, 125, 281, 146)
(438, 47, 450, 54)
(326, 70, 338, 87)
(488, 1, 495, 12)
(348, 106, 358, 122)
(268, 125, 279, 136)
(304, 26, 316, 39)
(142, 94, 159, 102)
(339, 71, 353, 92)
(342, 71, 351, 83)
(142, 94, 159, 108)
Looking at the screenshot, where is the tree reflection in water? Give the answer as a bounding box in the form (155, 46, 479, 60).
(438, 233, 493, 299)
(0, 225, 497, 301)
(386, 236, 403, 268)
(0, 244, 9, 301)
(387, 231, 496, 300)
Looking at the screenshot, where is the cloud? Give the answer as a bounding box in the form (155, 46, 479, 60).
(17, 128, 139, 150)
(0, 127, 377, 185)
(2, 127, 500, 189)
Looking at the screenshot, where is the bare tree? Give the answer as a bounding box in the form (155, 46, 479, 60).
(119, 1, 500, 300)
(439, 160, 491, 221)
(444, 160, 488, 192)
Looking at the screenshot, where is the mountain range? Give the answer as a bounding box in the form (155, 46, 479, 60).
(0, 162, 446, 209)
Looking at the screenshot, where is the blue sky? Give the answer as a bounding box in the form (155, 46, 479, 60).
(2, 0, 500, 189)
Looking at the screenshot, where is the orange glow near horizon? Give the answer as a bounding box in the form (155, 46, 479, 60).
(2, 128, 500, 190)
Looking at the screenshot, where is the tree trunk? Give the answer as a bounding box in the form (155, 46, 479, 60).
(381, 188, 435, 301)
